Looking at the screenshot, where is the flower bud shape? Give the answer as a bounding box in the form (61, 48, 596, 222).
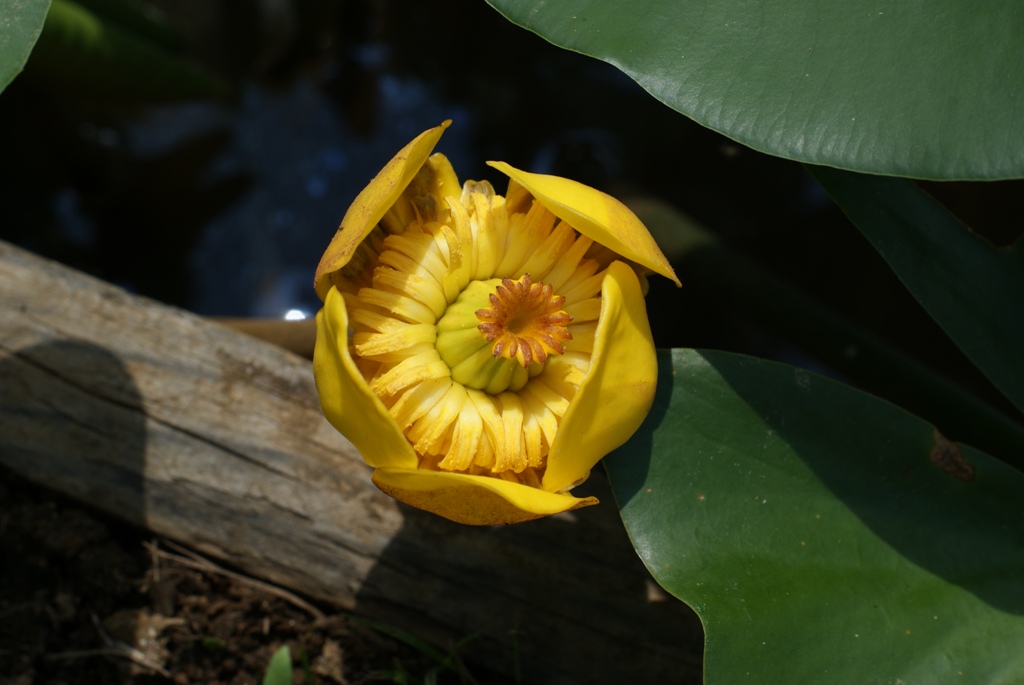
(313, 121, 679, 525)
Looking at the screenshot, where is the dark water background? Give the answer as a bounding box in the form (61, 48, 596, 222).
(2, 0, 1019, 430)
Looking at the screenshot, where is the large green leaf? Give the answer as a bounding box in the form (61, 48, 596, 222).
(606, 349, 1024, 684)
(809, 166, 1024, 415)
(0, 0, 52, 93)
(486, 0, 1024, 180)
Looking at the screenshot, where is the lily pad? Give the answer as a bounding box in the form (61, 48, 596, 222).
(0, 0, 51, 93)
(486, 0, 1024, 180)
(606, 348, 1024, 684)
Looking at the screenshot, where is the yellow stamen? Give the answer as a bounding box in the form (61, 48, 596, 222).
(475, 274, 573, 368)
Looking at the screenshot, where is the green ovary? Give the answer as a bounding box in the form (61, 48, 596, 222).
(435, 279, 540, 394)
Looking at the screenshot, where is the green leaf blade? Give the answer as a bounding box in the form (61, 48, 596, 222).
(606, 349, 1024, 684)
(809, 166, 1024, 415)
(487, 0, 1024, 179)
(0, 0, 52, 93)
(262, 645, 293, 685)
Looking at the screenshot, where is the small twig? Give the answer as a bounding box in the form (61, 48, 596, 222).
(211, 317, 316, 359)
(46, 647, 173, 678)
(148, 536, 162, 583)
(44, 613, 172, 678)
(144, 540, 326, 621)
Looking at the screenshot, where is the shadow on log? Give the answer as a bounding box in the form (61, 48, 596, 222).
(0, 240, 703, 684)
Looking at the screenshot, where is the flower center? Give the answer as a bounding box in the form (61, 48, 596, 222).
(476, 274, 573, 368)
(337, 160, 611, 478)
(434, 274, 570, 395)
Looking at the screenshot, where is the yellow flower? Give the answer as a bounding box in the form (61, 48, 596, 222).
(313, 121, 680, 525)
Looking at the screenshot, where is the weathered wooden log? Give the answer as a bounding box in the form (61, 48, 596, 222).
(0, 240, 702, 684)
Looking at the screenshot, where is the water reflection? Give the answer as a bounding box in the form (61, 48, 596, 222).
(134, 76, 473, 318)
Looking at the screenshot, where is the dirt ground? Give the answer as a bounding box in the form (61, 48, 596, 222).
(0, 467, 485, 685)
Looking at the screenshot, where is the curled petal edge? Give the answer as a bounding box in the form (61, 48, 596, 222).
(314, 120, 451, 300)
(486, 160, 681, 287)
(372, 467, 599, 525)
(314, 286, 419, 469)
(543, 260, 659, 493)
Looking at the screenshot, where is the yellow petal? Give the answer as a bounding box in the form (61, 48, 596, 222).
(314, 121, 452, 300)
(486, 161, 681, 287)
(314, 286, 418, 469)
(371, 467, 598, 525)
(542, 260, 658, 493)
